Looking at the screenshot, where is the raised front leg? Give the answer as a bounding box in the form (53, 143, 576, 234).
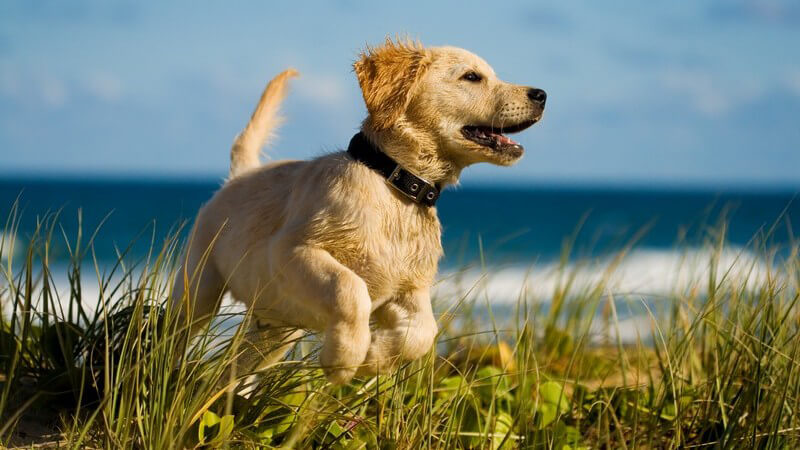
(272, 244, 372, 384)
(358, 289, 438, 376)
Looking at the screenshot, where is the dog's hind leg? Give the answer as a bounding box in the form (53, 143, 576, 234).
(172, 264, 225, 335)
(272, 244, 372, 384)
(168, 255, 226, 370)
(171, 232, 227, 337)
(221, 322, 304, 394)
(357, 290, 438, 376)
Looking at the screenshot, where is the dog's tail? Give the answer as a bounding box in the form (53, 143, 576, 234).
(229, 68, 299, 179)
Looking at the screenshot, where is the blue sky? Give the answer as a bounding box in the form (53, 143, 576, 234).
(1, 0, 799, 187)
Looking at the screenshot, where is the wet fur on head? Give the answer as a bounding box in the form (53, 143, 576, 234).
(354, 38, 544, 186)
(354, 38, 432, 131)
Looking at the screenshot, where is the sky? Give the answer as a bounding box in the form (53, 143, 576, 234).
(1, 0, 799, 187)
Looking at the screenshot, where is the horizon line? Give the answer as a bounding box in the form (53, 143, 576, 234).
(2, 172, 799, 194)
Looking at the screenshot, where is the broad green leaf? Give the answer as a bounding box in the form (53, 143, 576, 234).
(439, 375, 465, 397)
(344, 438, 367, 450)
(539, 381, 570, 413)
(255, 426, 273, 444)
(491, 411, 514, 449)
(198, 410, 234, 446)
(535, 403, 558, 428)
(475, 366, 506, 402)
(327, 420, 345, 438)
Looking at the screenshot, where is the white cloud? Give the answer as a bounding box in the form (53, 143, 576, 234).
(0, 66, 127, 108)
(39, 75, 68, 108)
(660, 69, 763, 117)
(294, 73, 348, 108)
(0, 66, 69, 108)
(84, 72, 124, 102)
(0, 66, 20, 97)
(784, 69, 800, 96)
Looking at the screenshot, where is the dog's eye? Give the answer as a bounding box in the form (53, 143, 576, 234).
(460, 71, 482, 82)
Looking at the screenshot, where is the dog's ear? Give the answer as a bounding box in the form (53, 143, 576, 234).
(354, 38, 430, 130)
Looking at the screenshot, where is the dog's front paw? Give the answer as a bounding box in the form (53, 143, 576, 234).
(320, 323, 370, 384)
(355, 331, 402, 377)
(323, 366, 359, 385)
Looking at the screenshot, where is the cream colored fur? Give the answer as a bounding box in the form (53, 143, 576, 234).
(229, 68, 298, 178)
(172, 39, 544, 385)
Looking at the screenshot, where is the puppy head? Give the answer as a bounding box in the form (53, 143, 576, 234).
(354, 40, 545, 169)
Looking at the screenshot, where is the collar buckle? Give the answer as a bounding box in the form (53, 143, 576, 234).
(386, 165, 439, 205)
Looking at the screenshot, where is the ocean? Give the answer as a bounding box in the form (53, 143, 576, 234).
(1, 178, 798, 314)
(2, 178, 797, 263)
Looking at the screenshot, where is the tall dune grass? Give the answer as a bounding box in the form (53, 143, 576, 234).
(1, 205, 799, 449)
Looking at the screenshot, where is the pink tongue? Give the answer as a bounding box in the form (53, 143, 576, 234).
(494, 133, 517, 146)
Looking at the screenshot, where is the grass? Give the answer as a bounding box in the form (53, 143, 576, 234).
(1, 206, 799, 449)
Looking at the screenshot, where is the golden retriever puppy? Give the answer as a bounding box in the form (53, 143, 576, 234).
(172, 39, 546, 384)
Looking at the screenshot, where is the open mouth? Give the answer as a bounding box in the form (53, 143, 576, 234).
(461, 119, 537, 152)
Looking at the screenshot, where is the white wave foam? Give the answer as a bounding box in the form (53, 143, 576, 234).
(9, 247, 775, 313)
(1, 231, 20, 262)
(3, 247, 778, 345)
(434, 246, 774, 305)
(432, 247, 779, 342)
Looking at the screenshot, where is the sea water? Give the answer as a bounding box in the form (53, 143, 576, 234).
(1, 178, 798, 339)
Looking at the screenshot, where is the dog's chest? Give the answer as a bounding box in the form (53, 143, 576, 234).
(318, 204, 443, 301)
(367, 210, 442, 299)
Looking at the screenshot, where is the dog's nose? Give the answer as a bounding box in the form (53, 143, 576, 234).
(527, 88, 547, 106)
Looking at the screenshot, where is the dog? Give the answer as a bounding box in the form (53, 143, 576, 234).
(171, 38, 545, 384)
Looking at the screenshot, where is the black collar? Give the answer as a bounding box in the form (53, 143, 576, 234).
(347, 132, 441, 207)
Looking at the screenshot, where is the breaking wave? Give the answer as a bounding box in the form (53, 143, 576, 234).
(434, 246, 775, 305)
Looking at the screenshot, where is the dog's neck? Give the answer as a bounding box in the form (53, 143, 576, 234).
(361, 119, 463, 187)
